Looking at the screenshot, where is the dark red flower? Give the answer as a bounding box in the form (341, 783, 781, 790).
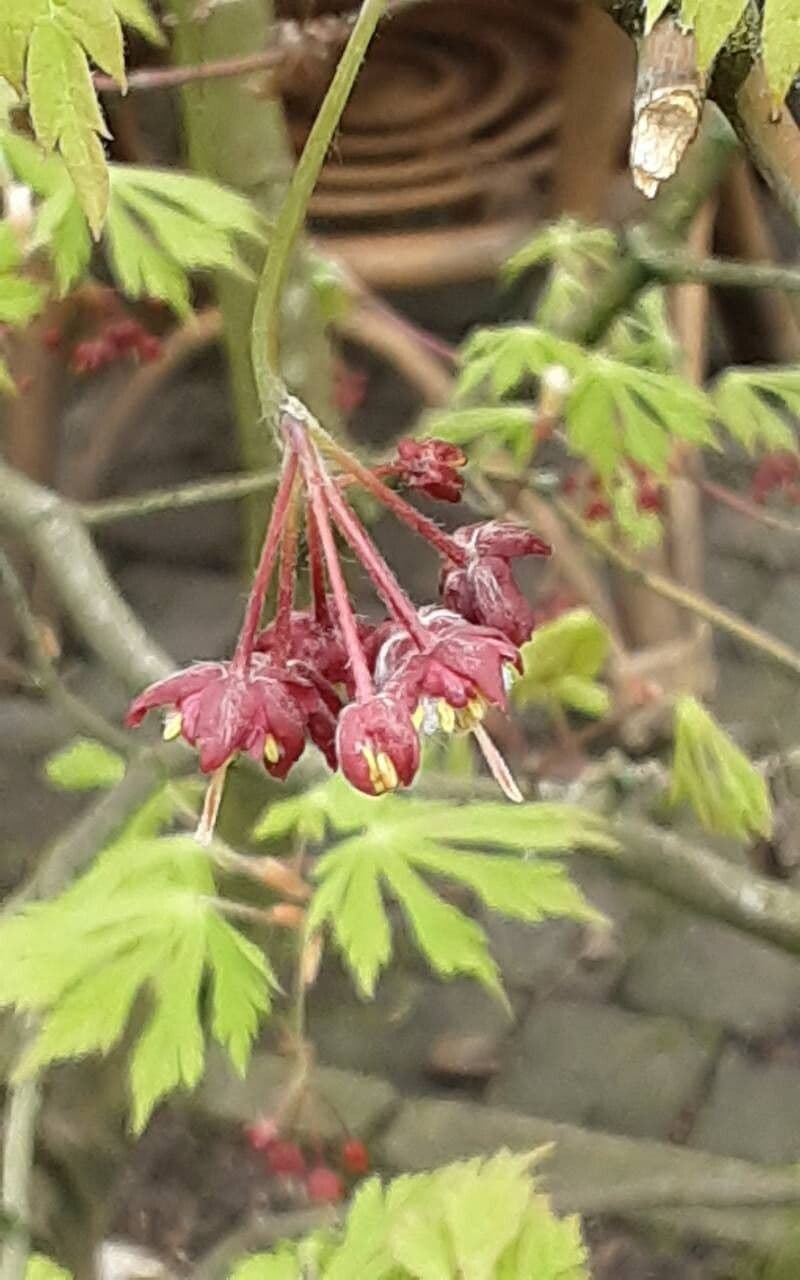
(440, 520, 551, 645)
(125, 659, 312, 777)
(256, 606, 377, 694)
(393, 438, 467, 503)
(335, 693, 420, 795)
(377, 608, 520, 730)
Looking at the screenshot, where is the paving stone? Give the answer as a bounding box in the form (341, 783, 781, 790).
(487, 1001, 717, 1140)
(117, 563, 243, 664)
(707, 506, 800, 572)
(705, 553, 765, 625)
(306, 968, 519, 1092)
(690, 1046, 800, 1163)
(483, 858, 669, 998)
(622, 912, 800, 1037)
(199, 1050, 399, 1142)
(380, 1097, 800, 1251)
(758, 574, 800, 651)
(713, 655, 800, 753)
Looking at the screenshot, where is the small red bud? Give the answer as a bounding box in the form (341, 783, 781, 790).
(340, 1138, 369, 1176)
(42, 326, 63, 351)
(245, 1115, 279, 1152)
(584, 498, 611, 522)
(264, 1139, 306, 1177)
(306, 1164, 344, 1204)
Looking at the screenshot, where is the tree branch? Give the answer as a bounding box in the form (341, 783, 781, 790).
(630, 233, 800, 294)
(0, 459, 172, 691)
(611, 815, 800, 955)
(554, 495, 800, 679)
(726, 60, 800, 232)
(554, 108, 740, 346)
(0, 1064, 38, 1280)
(94, 0, 427, 94)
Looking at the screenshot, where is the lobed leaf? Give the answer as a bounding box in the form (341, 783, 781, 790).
(671, 696, 773, 840)
(713, 367, 799, 453)
(44, 737, 125, 791)
(763, 0, 800, 103)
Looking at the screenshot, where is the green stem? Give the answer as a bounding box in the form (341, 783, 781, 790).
(250, 0, 390, 423)
(630, 234, 800, 294)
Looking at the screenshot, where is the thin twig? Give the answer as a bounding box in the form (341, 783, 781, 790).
(0, 1063, 39, 1280)
(554, 495, 800, 678)
(79, 467, 279, 526)
(94, 0, 427, 94)
(700, 477, 800, 537)
(630, 235, 800, 294)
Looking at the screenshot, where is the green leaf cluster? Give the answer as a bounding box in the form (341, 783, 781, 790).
(515, 609, 612, 720)
(0, 133, 266, 319)
(456, 324, 716, 482)
(0, 221, 47, 391)
(670, 696, 773, 840)
(232, 1150, 589, 1280)
(504, 220, 616, 283)
(711, 367, 800, 454)
(255, 776, 612, 1000)
(0, 781, 275, 1131)
(646, 0, 799, 103)
(0, 0, 162, 234)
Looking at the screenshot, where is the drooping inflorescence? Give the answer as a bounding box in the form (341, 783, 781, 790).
(125, 402, 552, 840)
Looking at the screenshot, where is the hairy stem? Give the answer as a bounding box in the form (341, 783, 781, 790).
(630, 235, 800, 294)
(233, 449, 299, 668)
(289, 422, 373, 700)
(250, 0, 390, 423)
(314, 430, 468, 565)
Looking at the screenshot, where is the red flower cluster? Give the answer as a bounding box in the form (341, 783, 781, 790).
(126, 411, 552, 838)
(245, 1118, 369, 1204)
(751, 452, 800, 505)
(70, 318, 162, 375)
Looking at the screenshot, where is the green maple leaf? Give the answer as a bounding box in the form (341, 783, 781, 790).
(503, 219, 616, 282)
(712, 366, 800, 453)
(0, 831, 276, 1131)
(681, 0, 749, 69)
(0, 0, 162, 234)
(763, 0, 800, 103)
(671, 696, 773, 840)
(514, 609, 612, 719)
(0, 135, 265, 316)
(256, 778, 611, 999)
(231, 1152, 589, 1279)
(0, 221, 47, 392)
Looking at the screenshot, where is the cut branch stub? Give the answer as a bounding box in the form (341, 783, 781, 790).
(630, 18, 707, 198)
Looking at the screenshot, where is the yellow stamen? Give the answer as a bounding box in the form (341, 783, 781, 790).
(376, 751, 399, 791)
(162, 710, 182, 742)
(437, 700, 456, 734)
(264, 734, 281, 765)
(360, 744, 384, 793)
(412, 705, 425, 730)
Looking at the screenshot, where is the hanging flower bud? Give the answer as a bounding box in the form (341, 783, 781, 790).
(440, 520, 551, 645)
(336, 694, 420, 795)
(392, 438, 467, 503)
